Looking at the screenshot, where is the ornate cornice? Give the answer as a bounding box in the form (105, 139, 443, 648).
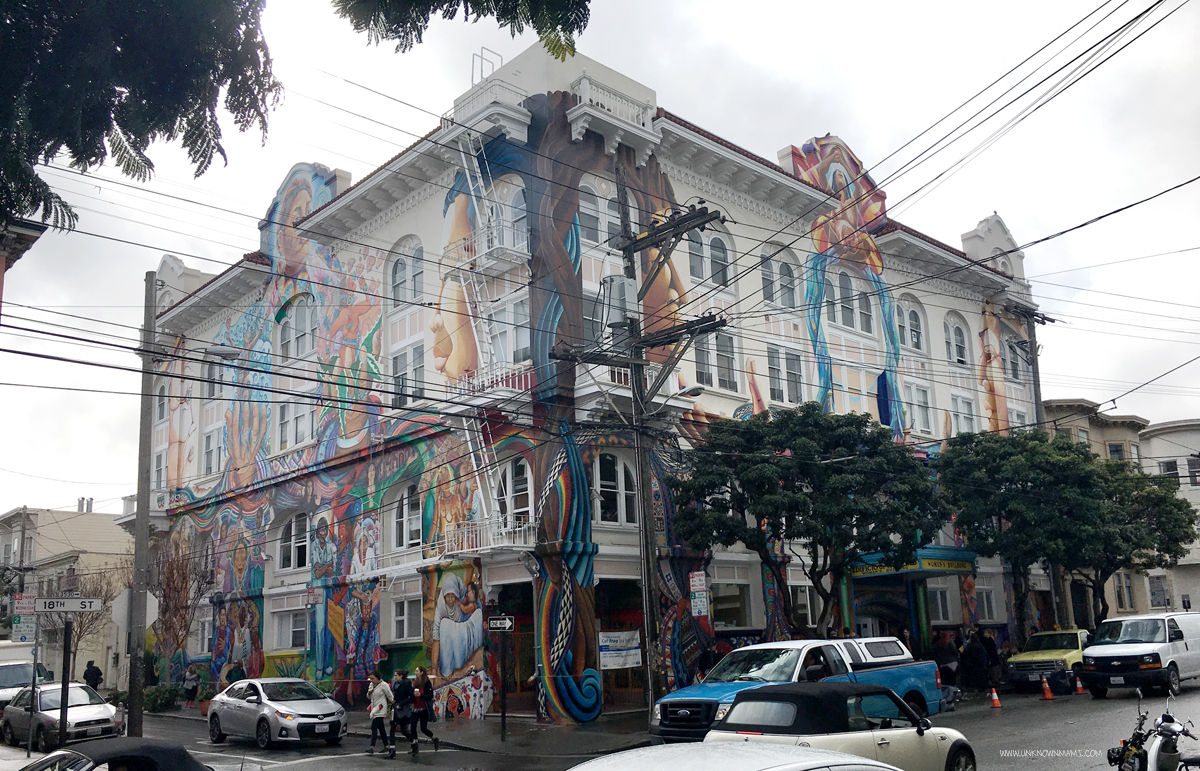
(658, 160, 811, 236)
(334, 168, 455, 251)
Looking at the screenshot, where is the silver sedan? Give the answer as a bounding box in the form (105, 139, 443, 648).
(0, 683, 119, 753)
(208, 677, 347, 749)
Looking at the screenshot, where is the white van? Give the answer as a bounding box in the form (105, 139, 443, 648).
(1080, 612, 1200, 698)
(0, 661, 50, 709)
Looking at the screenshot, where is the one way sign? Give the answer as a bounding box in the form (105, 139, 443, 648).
(488, 615, 515, 633)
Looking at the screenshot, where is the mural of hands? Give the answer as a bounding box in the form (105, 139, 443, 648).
(224, 392, 269, 489)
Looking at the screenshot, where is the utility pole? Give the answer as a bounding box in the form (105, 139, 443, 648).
(128, 271, 157, 737)
(17, 507, 27, 593)
(613, 167, 724, 715)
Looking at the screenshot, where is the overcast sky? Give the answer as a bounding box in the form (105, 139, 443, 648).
(3, 0, 1198, 513)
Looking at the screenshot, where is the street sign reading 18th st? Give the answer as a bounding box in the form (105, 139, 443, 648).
(35, 598, 101, 613)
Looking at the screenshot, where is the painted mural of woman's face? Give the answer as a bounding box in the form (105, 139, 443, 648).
(277, 183, 313, 277)
(233, 543, 248, 576)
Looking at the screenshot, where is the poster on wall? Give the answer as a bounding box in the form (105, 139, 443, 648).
(689, 571, 711, 635)
(598, 630, 642, 670)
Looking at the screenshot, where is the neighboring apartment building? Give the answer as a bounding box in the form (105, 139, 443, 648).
(1138, 420, 1200, 616)
(1043, 399, 1154, 627)
(145, 44, 1040, 722)
(0, 502, 133, 683)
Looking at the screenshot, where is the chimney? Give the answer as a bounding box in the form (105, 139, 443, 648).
(77, 498, 85, 512)
(86, 498, 93, 512)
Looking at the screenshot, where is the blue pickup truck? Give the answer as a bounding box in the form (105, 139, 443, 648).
(650, 637, 943, 743)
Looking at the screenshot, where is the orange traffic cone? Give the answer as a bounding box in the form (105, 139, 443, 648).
(990, 688, 1002, 708)
(1041, 675, 1055, 700)
(1075, 676, 1085, 695)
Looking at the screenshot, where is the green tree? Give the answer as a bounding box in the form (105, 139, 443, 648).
(671, 403, 947, 634)
(1071, 461, 1197, 626)
(2, 0, 281, 229)
(332, 0, 592, 60)
(937, 430, 1104, 643)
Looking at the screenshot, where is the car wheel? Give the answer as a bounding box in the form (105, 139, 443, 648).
(208, 714, 226, 744)
(1168, 665, 1181, 696)
(946, 746, 976, 771)
(1089, 685, 1108, 699)
(255, 719, 273, 750)
(904, 694, 927, 717)
(36, 726, 48, 754)
(325, 736, 342, 746)
(2, 722, 14, 747)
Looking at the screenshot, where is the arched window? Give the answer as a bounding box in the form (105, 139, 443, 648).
(206, 361, 223, 399)
(838, 273, 855, 327)
(780, 263, 797, 309)
(824, 278, 836, 321)
(945, 318, 968, 365)
(688, 230, 704, 279)
(999, 259, 1011, 276)
(591, 452, 637, 526)
(857, 292, 873, 334)
(578, 187, 600, 243)
(908, 310, 923, 350)
(156, 386, 167, 421)
(511, 188, 528, 249)
(391, 258, 408, 304)
(280, 319, 292, 360)
(1004, 338, 1022, 380)
(293, 300, 308, 357)
(710, 237, 729, 287)
(760, 255, 775, 304)
(496, 457, 532, 529)
(897, 307, 907, 345)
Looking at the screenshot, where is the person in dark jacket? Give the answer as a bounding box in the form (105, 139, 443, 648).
(388, 670, 415, 759)
(961, 631, 989, 692)
(408, 667, 439, 756)
(979, 627, 1001, 685)
(83, 661, 103, 690)
(932, 631, 960, 687)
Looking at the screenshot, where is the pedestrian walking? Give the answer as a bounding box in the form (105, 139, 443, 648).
(366, 670, 393, 755)
(961, 630, 989, 692)
(980, 628, 1002, 686)
(932, 631, 960, 687)
(182, 664, 201, 708)
(388, 669, 415, 759)
(83, 660, 103, 691)
(408, 667, 439, 756)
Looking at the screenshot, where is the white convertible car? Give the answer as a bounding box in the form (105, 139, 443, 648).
(704, 682, 975, 771)
(570, 742, 904, 771)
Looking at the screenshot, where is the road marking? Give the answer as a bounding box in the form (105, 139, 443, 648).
(188, 746, 284, 764)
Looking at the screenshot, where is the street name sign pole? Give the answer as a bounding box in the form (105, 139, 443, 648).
(37, 598, 100, 749)
(488, 615, 514, 741)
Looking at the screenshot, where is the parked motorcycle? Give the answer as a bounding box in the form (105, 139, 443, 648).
(1107, 689, 1200, 771)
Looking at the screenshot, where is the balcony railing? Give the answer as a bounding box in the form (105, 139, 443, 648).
(445, 361, 536, 400)
(445, 218, 530, 272)
(380, 517, 538, 570)
(572, 76, 653, 129)
(443, 79, 528, 129)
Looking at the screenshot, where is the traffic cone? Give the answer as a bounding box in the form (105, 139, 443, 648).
(1041, 675, 1055, 700)
(990, 688, 1001, 708)
(1075, 676, 1085, 695)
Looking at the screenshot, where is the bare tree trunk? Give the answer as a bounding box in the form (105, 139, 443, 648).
(1012, 566, 1032, 648)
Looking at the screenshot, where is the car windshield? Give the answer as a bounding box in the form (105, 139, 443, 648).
(0, 663, 35, 689)
(263, 681, 327, 701)
(39, 686, 105, 711)
(1024, 633, 1079, 652)
(703, 648, 801, 683)
(1093, 619, 1166, 645)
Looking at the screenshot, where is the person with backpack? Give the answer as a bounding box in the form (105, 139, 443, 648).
(408, 667, 439, 757)
(83, 660, 103, 691)
(366, 670, 393, 755)
(388, 669, 415, 759)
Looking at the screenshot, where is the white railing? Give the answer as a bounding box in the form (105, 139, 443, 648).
(572, 75, 654, 129)
(443, 79, 528, 129)
(445, 361, 536, 399)
(382, 518, 538, 569)
(444, 218, 530, 269)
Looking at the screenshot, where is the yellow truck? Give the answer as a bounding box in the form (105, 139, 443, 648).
(1005, 629, 1091, 693)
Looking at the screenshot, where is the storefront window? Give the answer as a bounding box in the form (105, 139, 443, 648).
(711, 583, 750, 628)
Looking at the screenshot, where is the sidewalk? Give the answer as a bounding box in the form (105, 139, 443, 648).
(153, 706, 652, 755)
(0, 743, 37, 771)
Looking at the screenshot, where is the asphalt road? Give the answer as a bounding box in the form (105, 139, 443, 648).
(141, 715, 588, 771)
(45, 686, 1200, 770)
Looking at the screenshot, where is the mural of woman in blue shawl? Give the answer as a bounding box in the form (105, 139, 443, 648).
(429, 571, 484, 682)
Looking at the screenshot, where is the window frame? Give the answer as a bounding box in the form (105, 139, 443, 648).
(393, 597, 423, 642)
(274, 610, 308, 651)
(904, 382, 933, 435)
(203, 429, 224, 477)
(496, 456, 533, 530)
(950, 394, 976, 435)
(277, 513, 309, 573)
(391, 344, 426, 409)
(944, 317, 970, 366)
(590, 452, 638, 527)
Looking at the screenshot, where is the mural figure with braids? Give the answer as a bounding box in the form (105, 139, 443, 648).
(787, 137, 905, 439)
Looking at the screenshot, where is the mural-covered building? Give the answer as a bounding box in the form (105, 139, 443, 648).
(147, 44, 1040, 721)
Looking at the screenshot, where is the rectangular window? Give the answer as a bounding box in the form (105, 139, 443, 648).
(1125, 574, 1135, 610)
(154, 453, 164, 489)
(1109, 444, 1125, 461)
(711, 583, 751, 628)
(583, 292, 604, 344)
(929, 588, 951, 623)
(392, 345, 426, 408)
(490, 306, 510, 364)
(579, 207, 599, 243)
(406, 484, 422, 547)
(906, 385, 932, 433)
(716, 332, 737, 391)
(1013, 411, 1027, 429)
(513, 299, 531, 362)
(951, 396, 975, 435)
(1189, 457, 1200, 486)
(1115, 574, 1126, 609)
(394, 598, 422, 641)
(294, 406, 308, 446)
(1077, 428, 1089, 445)
(696, 337, 713, 387)
(1149, 575, 1168, 608)
(200, 619, 214, 654)
(1130, 444, 1140, 464)
(278, 403, 290, 451)
(789, 584, 819, 627)
(203, 430, 224, 476)
(274, 611, 307, 650)
(1055, 427, 1072, 441)
(1160, 460, 1179, 478)
(785, 352, 803, 404)
(688, 235, 704, 280)
(767, 347, 784, 402)
(976, 589, 996, 622)
(279, 514, 308, 571)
